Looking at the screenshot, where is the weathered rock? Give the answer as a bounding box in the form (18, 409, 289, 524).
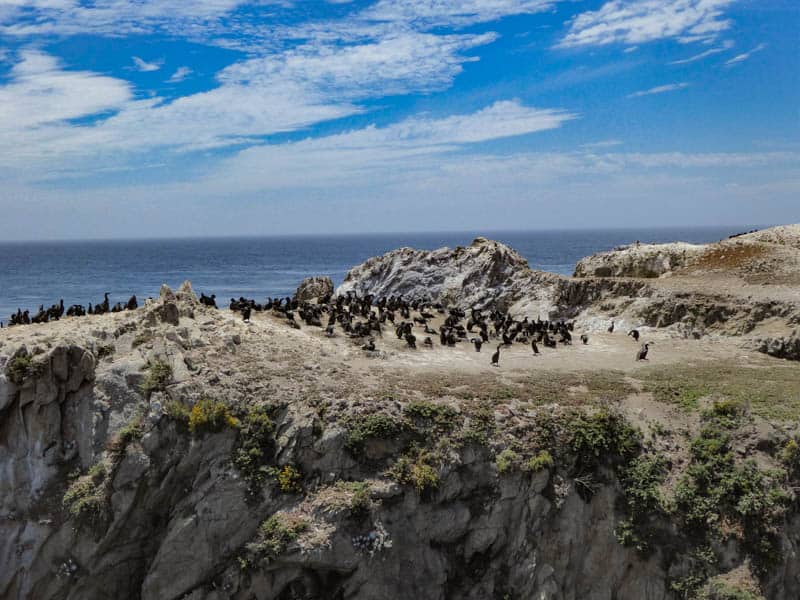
(338, 237, 561, 312)
(295, 276, 334, 303)
(574, 242, 708, 278)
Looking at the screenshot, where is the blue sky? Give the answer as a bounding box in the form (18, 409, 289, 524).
(0, 0, 798, 240)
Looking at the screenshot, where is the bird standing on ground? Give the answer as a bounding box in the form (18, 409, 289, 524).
(607, 320, 615, 333)
(636, 343, 650, 361)
(491, 345, 501, 366)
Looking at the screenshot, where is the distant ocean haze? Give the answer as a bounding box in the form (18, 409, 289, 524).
(0, 227, 750, 322)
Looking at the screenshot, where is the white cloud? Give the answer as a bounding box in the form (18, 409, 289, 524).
(725, 43, 766, 66)
(0, 51, 131, 132)
(669, 39, 734, 64)
(167, 66, 192, 82)
(132, 56, 161, 72)
(628, 82, 689, 98)
(559, 0, 736, 48)
(362, 0, 556, 28)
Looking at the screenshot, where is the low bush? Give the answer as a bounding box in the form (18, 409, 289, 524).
(188, 398, 239, 435)
(275, 465, 302, 494)
(389, 449, 440, 495)
(525, 450, 554, 472)
(243, 513, 309, 567)
(231, 407, 275, 494)
(6, 353, 42, 386)
(496, 448, 520, 474)
(344, 413, 407, 455)
(569, 408, 640, 471)
(63, 461, 111, 532)
(140, 360, 172, 397)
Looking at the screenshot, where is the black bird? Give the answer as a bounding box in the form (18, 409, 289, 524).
(636, 343, 650, 361)
(628, 329, 640, 342)
(607, 320, 615, 333)
(471, 338, 483, 352)
(423, 337, 433, 347)
(242, 306, 252, 322)
(580, 334, 589, 345)
(362, 339, 376, 352)
(491, 345, 501, 367)
(404, 332, 417, 349)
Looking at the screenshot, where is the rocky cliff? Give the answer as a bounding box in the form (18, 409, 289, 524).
(2, 229, 800, 600)
(573, 242, 707, 278)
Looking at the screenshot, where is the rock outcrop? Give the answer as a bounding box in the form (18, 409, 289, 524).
(295, 276, 334, 303)
(337, 237, 561, 313)
(573, 242, 708, 278)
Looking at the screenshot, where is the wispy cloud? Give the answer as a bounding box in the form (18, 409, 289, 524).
(132, 56, 162, 72)
(581, 140, 623, 150)
(725, 43, 766, 66)
(559, 0, 736, 48)
(167, 66, 192, 83)
(670, 39, 734, 64)
(628, 82, 690, 98)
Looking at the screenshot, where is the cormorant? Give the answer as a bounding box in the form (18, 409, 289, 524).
(491, 345, 501, 367)
(628, 329, 640, 342)
(580, 334, 589, 345)
(607, 320, 615, 333)
(636, 343, 650, 361)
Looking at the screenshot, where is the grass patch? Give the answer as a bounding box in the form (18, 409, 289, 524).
(388, 448, 440, 496)
(640, 362, 800, 421)
(496, 448, 520, 474)
(344, 412, 408, 455)
(525, 450, 554, 472)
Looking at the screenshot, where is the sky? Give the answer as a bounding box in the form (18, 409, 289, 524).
(0, 0, 798, 240)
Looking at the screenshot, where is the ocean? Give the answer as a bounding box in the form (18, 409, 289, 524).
(0, 226, 749, 322)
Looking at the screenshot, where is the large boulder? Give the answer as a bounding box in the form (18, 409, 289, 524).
(295, 276, 334, 303)
(337, 237, 558, 312)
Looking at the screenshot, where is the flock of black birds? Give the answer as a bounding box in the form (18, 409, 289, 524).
(5, 293, 138, 327)
(4, 288, 652, 363)
(220, 290, 652, 366)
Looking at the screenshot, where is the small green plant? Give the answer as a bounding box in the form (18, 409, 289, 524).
(569, 408, 640, 471)
(275, 465, 302, 493)
(164, 400, 191, 427)
(525, 450, 554, 472)
(140, 360, 172, 397)
(779, 438, 800, 478)
(496, 448, 520, 474)
(699, 580, 764, 600)
(615, 453, 668, 553)
(63, 461, 111, 531)
(244, 513, 309, 566)
(389, 449, 440, 495)
(344, 413, 407, 455)
(348, 482, 372, 516)
(188, 398, 239, 435)
(6, 353, 41, 385)
(106, 412, 144, 460)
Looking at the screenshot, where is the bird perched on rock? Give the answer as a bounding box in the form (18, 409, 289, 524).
(636, 343, 650, 361)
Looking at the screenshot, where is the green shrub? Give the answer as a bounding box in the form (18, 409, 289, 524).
(569, 409, 640, 470)
(231, 406, 275, 494)
(496, 448, 520, 474)
(164, 400, 191, 426)
(188, 398, 239, 435)
(615, 453, 668, 553)
(700, 580, 764, 600)
(140, 360, 172, 396)
(389, 450, 440, 495)
(345, 413, 407, 454)
(244, 513, 309, 566)
(63, 461, 111, 531)
(525, 450, 554, 472)
(348, 482, 372, 516)
(6, 353, 41, 386)
(275, 465, 302, 494)
(779, 438, 800, 478)
(404, 401, 460, 433)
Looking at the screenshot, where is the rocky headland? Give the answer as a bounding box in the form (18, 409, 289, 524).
(1, 225, 799, 600)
